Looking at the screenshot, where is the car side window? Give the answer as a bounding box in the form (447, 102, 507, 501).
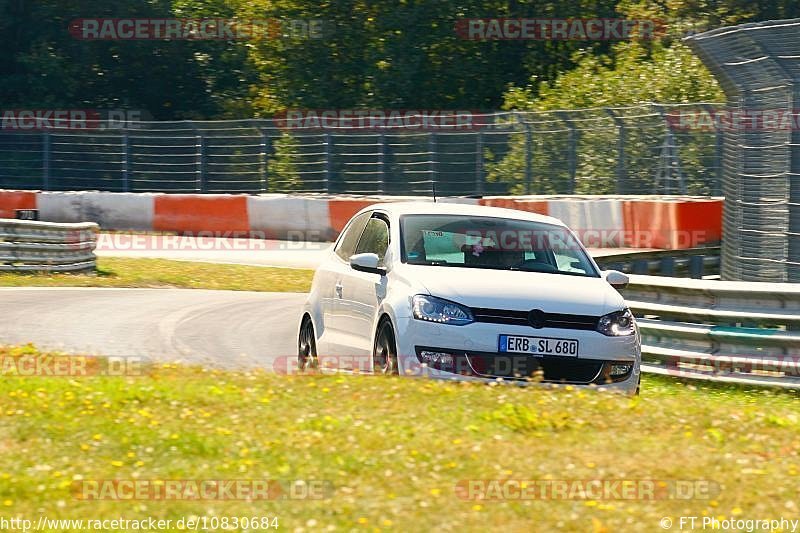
(551, 240, 592, 275)
(354, 217, 390, 263)
(335, 212, 371, 261)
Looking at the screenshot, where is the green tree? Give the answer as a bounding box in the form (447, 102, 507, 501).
(485, 0, 735, 196)
(237, 0, 621, 113)
(0, 0, 256, 119)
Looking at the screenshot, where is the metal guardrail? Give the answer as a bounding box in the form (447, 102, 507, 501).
(621, 274, 800, 388)
(596, 247, 720, 278)
(0, 219, 99, 272)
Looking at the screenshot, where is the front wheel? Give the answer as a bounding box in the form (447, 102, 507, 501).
(298, 317, 318, 371)
(372, 320, 399, 375)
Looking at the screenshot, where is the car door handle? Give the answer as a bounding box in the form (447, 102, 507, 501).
(335, 282, 343, 298)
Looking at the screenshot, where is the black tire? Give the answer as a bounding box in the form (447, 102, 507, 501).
(298, 316, 318, 371)
(372, 319, 399, 375)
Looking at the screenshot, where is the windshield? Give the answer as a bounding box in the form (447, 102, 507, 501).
(400, 214, 599, 277)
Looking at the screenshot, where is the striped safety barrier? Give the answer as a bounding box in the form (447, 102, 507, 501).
(0, 190, 723, 249)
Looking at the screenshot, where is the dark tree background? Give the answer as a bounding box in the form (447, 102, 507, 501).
(2, 0, 799, 119)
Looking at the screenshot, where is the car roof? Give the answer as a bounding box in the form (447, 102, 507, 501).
(359, 201, 566, 226)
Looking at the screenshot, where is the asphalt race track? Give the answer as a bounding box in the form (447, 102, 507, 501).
(2, 238, 649, 369)
(0, 288, 306, 369)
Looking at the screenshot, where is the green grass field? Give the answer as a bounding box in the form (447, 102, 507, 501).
(0, 258, 314, 292)
(0, 345, 798, 531)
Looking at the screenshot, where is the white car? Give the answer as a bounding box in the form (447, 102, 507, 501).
(298, 202, 641, 394)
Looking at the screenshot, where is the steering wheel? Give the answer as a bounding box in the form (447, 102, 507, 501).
(512, 259, 558, 272)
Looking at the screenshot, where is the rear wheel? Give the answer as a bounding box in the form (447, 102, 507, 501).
(372, 319, 399, 375)
(298, 317, 318, 371)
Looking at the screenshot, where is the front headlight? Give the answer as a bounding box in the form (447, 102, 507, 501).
(597, 309, 635, 336)
(412, 295, 474, 326)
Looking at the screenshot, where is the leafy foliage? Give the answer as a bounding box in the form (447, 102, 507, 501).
(4, 0, 798, 118)
(3, 0, 800, 194)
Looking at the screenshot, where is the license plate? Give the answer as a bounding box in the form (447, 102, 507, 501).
(498, 335, 579, 357)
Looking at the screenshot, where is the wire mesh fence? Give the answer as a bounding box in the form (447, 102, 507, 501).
(0, 104, 724, 198)
(686, 19, 800, 283)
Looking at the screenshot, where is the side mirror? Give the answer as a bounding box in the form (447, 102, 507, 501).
(350, 253, 386, 275)
(604, 270, 629, 290)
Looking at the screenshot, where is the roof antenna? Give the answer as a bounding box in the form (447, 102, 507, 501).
(432, 180, 437, 203)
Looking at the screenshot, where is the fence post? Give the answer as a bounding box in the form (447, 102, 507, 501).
(195, 134, 206, 193)
(660, 257, 676, 277)
(42, 132, 51, 190)
(605, 108, 628, 194)
(378, 132, 386, 194)
(475, 130, 484, 196)
(515, 112, 534, 194)
(259, 129, 270, 193)
(524, 123, 534, 194)
(121, 132, 130, 192)
(324, 132, 333, 193)
(654, 104, 687, 195)
(556, 112, 578, 194)
(429, 132, 438, 194)
(713, 120, 724, 197)
(632, 259, 649, 274)
(702, 103, 724, 196)
(689, 255, 704, 279)
(790, 93, 800, 282)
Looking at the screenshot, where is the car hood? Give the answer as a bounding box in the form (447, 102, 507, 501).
(403, 265, 625, 316)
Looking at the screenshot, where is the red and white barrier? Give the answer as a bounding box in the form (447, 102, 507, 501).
(0, 190, 723, 249)
(0, 190, 36, 218)
(37, 191, 156, 230)
(479, 195, 722, 249)
(247, 195, 332, 240)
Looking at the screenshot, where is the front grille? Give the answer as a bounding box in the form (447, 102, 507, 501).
(471, 307, 600, 330)
(465, 352, 604, 383)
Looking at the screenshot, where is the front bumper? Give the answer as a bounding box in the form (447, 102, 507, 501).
(393, 315, 640, 393)
(414, 346, 633, 384)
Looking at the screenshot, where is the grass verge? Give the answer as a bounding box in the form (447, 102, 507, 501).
(0, 345, 798, 531)
(0, 258, 313, 292)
